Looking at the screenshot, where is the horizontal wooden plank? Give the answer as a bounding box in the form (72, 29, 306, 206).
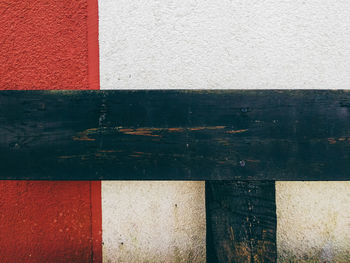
(0, 90, 349, 180)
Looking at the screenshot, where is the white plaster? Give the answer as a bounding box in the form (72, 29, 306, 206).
(99, 1, 350, 261)
(276, 181, 350, 262)
(99, 0, 350, 90)
(102, 181, 206, 263)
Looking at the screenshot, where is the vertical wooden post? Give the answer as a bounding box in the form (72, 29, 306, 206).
(206, 181, 277, 263)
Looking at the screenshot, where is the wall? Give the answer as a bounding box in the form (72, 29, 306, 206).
(0, 0, 89, 89)
(276, 182, 350, 262)
(0, 181, 94, 263)
(1, 0, 349, 262)
(100, 0, 350, 90)
(99, 0, 350, 262)
(0, 1, 96, 262)
(102, 181, 206, 263)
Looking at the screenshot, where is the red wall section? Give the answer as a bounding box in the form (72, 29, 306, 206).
(0, 0, 89, 90)
(0, 181, 100, 263)
(0, 0, 102, 261)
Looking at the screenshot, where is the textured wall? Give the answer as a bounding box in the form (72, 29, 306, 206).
(102, 181, 206, 263)
(0, 181, 94, 263)
(1, 0, 349, 262)
(276, 182, 350, 262)
(99, 0, 350, 90)
(0, 0, 89, 89)
(99, 0, 350, 262)
(0, 1, 98, 262)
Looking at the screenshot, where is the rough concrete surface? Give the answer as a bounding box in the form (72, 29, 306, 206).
(102, 181, 206, 263)
(99, 0, 350, 90)
(276, 182, 350, 263)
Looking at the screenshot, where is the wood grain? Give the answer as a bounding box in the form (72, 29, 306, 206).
(0, 90, 349, 180)
(206, 181, 276, 263)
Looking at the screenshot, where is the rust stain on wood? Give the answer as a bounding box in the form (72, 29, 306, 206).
(226, 129, 248, 134)
(58, 154, 91, 160)
(72, 128, 98, 141)
(188, 127, 206, 131)
(72, 126, 229, 139)
(327, 137, 350, 144)
(119, 128, 161, 137)
(167, 128, 185, 132)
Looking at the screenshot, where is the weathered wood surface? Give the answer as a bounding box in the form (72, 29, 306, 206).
(0, 90, 349, 180)
(206, 181, 276, 263)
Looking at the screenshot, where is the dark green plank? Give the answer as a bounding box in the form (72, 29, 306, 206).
(0, 90, 349, 180)
(206, 181, 276, 263)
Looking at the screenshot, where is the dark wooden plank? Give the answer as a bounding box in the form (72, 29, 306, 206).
(206, 181, 276, 263)
(0, 90, 350, 180)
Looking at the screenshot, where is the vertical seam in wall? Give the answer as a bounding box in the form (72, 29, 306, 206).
(88, 0, 100, 90)
(205, 181, 219, 263)
(91, 181, 102, 263)
(88, 0, 101, 256)
(90, 181, 94, 262)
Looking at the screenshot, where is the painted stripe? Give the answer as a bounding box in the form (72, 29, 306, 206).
(101, 181, 206, 262)
(0, 1, 102, 261)
(88, 0, 100, 90)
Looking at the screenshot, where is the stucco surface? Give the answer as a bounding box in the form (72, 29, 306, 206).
(0, 0, 89, 89)
(100, 0, 350, 260)
(276, 182, 350, 263)
(102, 181, 206, 263)
(0, 181, 94, 263)
(99, 0, 350, 90)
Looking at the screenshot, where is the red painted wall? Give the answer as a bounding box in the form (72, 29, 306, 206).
(0, 181, 100, 263)
(0, 0, 89, 90)
(0, 0, 102, 262)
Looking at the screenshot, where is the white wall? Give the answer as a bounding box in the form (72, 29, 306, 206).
(100, 0, 350, 90)
(102, 181, 206, 263)
(99, 0, 350, 262)
(276, 182, 350, 262)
